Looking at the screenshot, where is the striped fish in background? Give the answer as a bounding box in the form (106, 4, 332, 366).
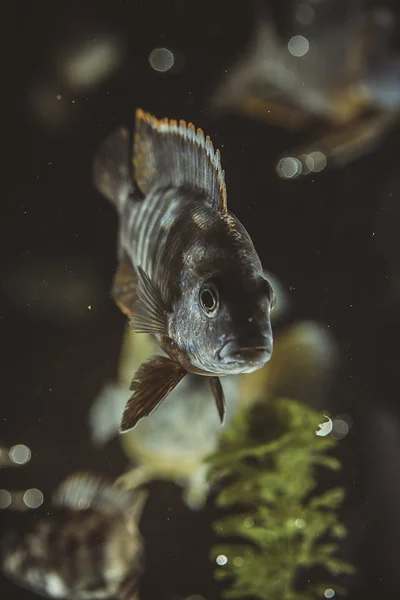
(1, 472, 147, 600)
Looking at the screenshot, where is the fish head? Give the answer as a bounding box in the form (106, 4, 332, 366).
(171, 266, 275, 375)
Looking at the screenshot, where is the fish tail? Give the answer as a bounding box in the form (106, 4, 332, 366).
(93, 127, 133, 210)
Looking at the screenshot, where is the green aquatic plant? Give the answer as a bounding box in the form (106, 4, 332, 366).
(207, 398, 354, 600)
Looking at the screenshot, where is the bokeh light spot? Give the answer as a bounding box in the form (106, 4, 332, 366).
(296, 4, 316, 25)
(309, 151, 327, 173)
(149, 48, 174, 72)
(0, 489, 12, 509)
(331, 418, 350, 440)
(276, 157, 302, 179)
(23, 488, 44, 508)
(9, 444, 31, 465)
(216, 554, 228, 566)
(288, 35, 310, 57)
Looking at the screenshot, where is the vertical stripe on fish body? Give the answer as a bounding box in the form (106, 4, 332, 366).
(93, 109, 276, 433)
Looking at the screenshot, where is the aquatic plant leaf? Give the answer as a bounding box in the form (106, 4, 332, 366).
(207, 397, 354, 599)
(308, 487, 346, 510)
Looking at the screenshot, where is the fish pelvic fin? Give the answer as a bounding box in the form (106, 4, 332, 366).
(130, 266, 168, 334)
(120, 356, 187, 433)
(133, 108, 227, 212)
(52, 472, 146, 519)
(93, 126, 133, 209)
(210, 376, 226, 425)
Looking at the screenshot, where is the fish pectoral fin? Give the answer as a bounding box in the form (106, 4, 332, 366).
(93, 126, 132, 208)
(130, 266, 168, 334)
(210, 377, 226, 425)
(112, 252, 139, 318)
(120, 356, 187, 432)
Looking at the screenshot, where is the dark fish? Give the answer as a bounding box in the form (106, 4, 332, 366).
(1, 472, 147, 600)
(209, 0, 400, 175)
(93, 109, 275, 432)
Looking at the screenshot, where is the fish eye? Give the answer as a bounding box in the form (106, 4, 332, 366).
(199, 282, 219, 317)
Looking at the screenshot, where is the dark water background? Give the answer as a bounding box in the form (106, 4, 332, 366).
(3, 1, 400, 598)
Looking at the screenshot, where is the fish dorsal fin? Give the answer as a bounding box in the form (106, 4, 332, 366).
(130, 266, 168, 334)
(133, 108, 227, 212)
(52, 472, 139, 517)
(120, 355, 187, 433)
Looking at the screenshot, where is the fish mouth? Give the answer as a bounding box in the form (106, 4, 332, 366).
(218, 335, 272, 367)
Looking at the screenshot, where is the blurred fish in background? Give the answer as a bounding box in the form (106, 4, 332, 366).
(210, 0, 400, 179)
(89, 270, 343, 510)
(1, 472, 147, 600)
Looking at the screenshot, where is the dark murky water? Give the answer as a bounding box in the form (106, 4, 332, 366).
(3, 1, 400, 598)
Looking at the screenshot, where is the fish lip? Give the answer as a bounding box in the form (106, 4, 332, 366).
(218, 335, 272, 365)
